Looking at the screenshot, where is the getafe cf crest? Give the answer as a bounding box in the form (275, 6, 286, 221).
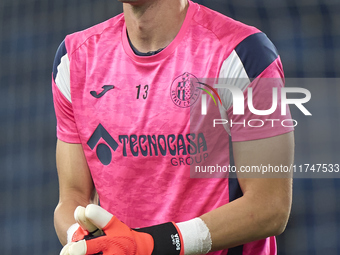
(170, 72, 201, 108)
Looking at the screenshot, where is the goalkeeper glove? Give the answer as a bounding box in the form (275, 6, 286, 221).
(60, 204, 184, 255)
(68, 206, 104, 243)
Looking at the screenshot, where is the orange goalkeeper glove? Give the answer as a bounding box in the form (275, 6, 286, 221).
(60, 204, 184, 255)
(69, 206, 103, 243)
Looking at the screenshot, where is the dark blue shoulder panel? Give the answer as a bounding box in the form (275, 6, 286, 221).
(235, 32, 279, 79)
(52, 40, 67, 81)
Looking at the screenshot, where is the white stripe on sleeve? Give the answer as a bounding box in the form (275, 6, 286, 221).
(218, 50, 251, 111)
(55, 53, 71, 103)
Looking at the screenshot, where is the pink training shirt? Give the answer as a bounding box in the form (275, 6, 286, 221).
(52, 1, 293, 255)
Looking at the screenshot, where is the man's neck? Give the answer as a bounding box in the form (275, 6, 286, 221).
(123, 0, 189, 53)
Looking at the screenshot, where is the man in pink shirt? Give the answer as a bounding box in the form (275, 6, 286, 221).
(52, 0, 294, 254)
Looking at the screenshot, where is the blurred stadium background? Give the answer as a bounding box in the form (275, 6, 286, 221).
(1, 0, 339, 254)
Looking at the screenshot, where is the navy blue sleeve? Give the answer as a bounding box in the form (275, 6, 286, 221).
(235, 32, 279, 79)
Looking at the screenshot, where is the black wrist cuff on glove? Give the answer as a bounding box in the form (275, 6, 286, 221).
(134, 222, 183, 255)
